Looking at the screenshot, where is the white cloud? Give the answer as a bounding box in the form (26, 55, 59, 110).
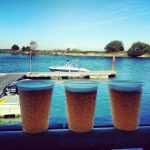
(64, 43, 77, 49)
(63, 42, 103, 51)
(78, 1, 150, 29)
(80, 15, 128, 26)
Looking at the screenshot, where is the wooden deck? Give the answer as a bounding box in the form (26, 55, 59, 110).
(0, 73, 25, 97)
(26, 70, 116, 80)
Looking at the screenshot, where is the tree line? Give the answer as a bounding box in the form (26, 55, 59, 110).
(11, 40, 150, 57)
(11, 41, 38, 51)
(105, 40, 150, 57)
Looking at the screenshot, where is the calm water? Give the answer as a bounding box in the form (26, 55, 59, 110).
(0, 53, 150, 126)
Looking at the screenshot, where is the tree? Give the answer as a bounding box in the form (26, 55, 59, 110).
(66, 48, 70, 52)
(72, 48, 80, 52)
(127, 42, 150, 57)
(29, 41, 37, 72)
(26, 46, 31, 51)
(30, 41, 37, 50)
(22, 46, 26, 51)
(105, 40, 124, 52)
(21, 46, 31, 51)
(11, 44, 19, 51)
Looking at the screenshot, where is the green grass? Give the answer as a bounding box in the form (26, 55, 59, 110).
(0, 117, 21, 125)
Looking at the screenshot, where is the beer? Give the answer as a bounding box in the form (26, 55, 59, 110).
(17, 80, 54, 133)
(64, 80, 99, 133)
(109, 80, 143, 131)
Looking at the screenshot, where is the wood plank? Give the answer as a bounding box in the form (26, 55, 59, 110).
(26, 70, 116, 79)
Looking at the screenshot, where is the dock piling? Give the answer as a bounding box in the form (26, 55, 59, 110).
(112, 56, 115, 71)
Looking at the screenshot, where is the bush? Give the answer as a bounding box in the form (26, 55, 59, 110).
(105, 40, 124, 52)
(11, 44, 19, 51)
(21, 46, 31, 51)
(30, 41, 37, 50)
(22, 46, 26, 51)
(71, 48, 81, 52)
(26, 46, 31, 51)
(127, 42, 150, 57)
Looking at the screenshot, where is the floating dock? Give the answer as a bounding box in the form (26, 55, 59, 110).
(26, 70, 116, 80)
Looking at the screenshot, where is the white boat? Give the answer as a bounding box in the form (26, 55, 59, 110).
(49, 60, 89, 72)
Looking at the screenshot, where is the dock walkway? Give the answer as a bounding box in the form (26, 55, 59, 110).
(26, 70, 116, 80)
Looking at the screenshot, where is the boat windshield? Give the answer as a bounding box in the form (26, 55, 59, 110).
(64, 60, 78, 67)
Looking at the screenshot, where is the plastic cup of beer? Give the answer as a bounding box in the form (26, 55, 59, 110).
(16, 80, 54, 134)
(108, 80, 143, 131)
(64, 80, 99, 133)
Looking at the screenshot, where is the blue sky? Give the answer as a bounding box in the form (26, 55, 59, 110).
(0, 0, 150, 51)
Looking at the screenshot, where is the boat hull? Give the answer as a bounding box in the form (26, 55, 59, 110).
(49, 68, 85, 72)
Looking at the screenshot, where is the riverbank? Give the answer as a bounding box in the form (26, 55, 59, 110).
(1, 49, 150, 57)
(0, 49, 128, 57)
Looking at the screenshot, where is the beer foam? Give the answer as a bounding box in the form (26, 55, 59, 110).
(64, 80, 99, 93)
(16, 80, 54, 91)
(108, 80, 144, 92)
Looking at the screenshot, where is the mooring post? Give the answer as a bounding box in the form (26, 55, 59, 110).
(29, 48, 32, 72)
(112, 55, 115, 71)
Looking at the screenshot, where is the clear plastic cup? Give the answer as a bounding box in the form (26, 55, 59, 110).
(17, 80, 54, 133)
(108, 80, 143, 131)
(64, 80, 99, 133)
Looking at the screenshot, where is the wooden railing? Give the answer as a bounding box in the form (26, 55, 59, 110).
(0, 124, 150, 150)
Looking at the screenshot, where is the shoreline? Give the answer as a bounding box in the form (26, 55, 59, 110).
(0, 49, 150, 58)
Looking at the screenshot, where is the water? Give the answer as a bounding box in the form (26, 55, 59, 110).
(0, 53, 150, 126)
